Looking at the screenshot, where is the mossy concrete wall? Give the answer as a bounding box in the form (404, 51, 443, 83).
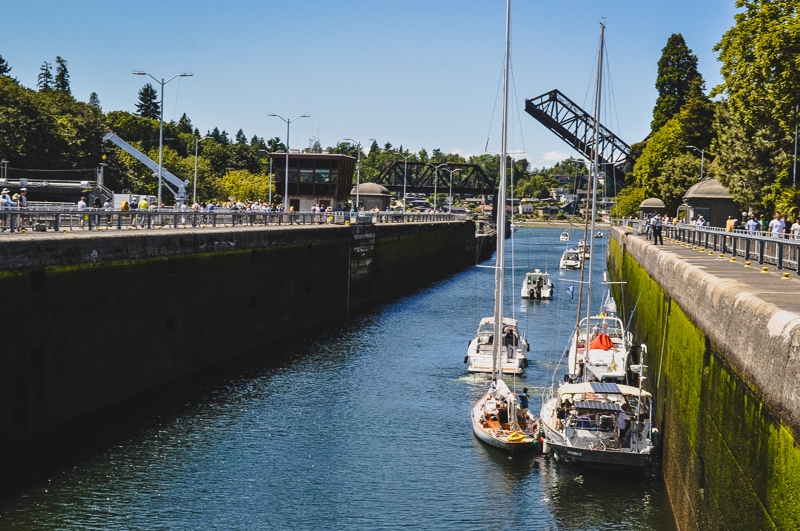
(607, 227, 800, 531)
(0, 222, 488, 452)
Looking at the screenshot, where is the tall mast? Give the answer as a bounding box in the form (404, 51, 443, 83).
(492, 0, 511, 378)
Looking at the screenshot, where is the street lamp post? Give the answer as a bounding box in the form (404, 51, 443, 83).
(133, 71, 192, 210)
(194, 135, 211, 207)
(268, 114, 309, 214)
(428, 163, 448, 212)
(686, 145, 705, 180)
(345, 138, 374, 210)
(442, 167, 462, 212)
(393, 149, 414, 211)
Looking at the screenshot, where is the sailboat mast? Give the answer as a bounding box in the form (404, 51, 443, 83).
(492, 0, 511, 378)
(587, 22, 604, 309)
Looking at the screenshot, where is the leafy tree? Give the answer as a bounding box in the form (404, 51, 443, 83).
(610, 185, 646, 218)
(652, 34, 703, 132)
(220, 169, 272, 202)
(711, 101, 788, 213)
(54, 56, 71, 94)
(655, 153, 702, 213)
(135, 83, 160, 119)
(37, 61, 53, 90)
(88, 92, 102, 111)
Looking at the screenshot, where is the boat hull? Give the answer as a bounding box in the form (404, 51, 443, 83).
(545, 438, 652, 470)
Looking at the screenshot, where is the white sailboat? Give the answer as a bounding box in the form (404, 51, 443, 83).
(539, 23, 656, 470)
(470, 0, 540, 453)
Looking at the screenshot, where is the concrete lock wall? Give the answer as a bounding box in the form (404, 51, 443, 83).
(0, 222, 488, 453)
(607, 227, 800, 531)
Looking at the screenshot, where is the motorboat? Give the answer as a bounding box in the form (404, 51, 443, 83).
(594, 231, 603, 238)
(560, 230, 570, 242)
(469, 0, 542, 454)
(465, 317, 529, 375)
(577, 239, 591, 261)
(559, 249, 582, 270)
(521, 269, 553, 300)
(539, 377, 656, 470)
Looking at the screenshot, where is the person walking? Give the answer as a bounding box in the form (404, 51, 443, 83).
(651, 213, 664, 245)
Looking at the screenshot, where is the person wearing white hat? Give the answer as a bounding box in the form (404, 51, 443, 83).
(0, 187, 15, 232)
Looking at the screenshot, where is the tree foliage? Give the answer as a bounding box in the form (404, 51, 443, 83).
(135, 83, 160, 119)
(37, 61, 53, 90)
(652, 34, 704, 132)
(54, 56, 71, 94)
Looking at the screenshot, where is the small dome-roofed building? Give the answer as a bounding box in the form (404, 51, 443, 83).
(351, 182, 391, 211)
(680, 178, 738, 227)
(639, 197, 666, 215)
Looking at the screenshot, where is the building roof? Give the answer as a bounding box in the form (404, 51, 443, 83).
(639, 197, 665, 209)
(683, 178, 733, 200)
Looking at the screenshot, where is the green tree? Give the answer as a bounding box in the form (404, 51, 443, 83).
(0, 55, 12, 76)
(235, 129, 247, 144)
(652, 34, 703, 132)
(88, 92, 102, 111)
(610, 185, 646, 218)
(37, 61, 53, 90)
(220, 169, 271, 202)
(176, 113, 193, 134)
(54, 56, 70, 94)
(135, 83, 160, 119)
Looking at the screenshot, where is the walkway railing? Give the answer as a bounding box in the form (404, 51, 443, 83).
(618, 220, 800, 275)
(0, 208, 466, 233)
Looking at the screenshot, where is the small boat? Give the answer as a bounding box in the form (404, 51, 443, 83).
(560, 230, 570, 242)
(559, 249, 582, 270)
(539, 375, 656, 470)
(521, 269, 554, 300)
(577, 239, 591, 261)
(472, 378, 543, 453)
(465, 317, 529, 375)
(594, 231, 603, 238)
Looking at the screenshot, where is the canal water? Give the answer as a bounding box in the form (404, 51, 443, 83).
(0, 227, 675, 530)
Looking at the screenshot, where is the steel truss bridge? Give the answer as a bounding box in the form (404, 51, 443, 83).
(525, 89, 631, 180)
(373, 162, 495, 198)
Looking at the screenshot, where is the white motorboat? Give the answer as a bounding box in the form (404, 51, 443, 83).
(521, 269, 554, 300)
(577, 239, 591, 260)
(539, 376, 656, 470)
(559, 249, 582, 270)
(560, 230, 570, 242)
(469, 0, 542, 454)
(466, 317, 529, 375)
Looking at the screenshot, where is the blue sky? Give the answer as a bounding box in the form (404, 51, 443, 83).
(3, 0, 739, 169)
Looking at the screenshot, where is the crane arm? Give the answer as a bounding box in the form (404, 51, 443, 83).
(103, 132, 189, 202)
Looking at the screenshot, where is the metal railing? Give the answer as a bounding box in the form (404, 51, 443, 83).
(618, 220, 800, 275)
(0, 208, 467, 233)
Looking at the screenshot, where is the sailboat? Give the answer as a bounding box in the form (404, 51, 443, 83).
(539, 23, 656, 470)
(470, 0, 540, 453)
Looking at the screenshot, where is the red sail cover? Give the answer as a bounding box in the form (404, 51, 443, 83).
(589, 333, 613, 351)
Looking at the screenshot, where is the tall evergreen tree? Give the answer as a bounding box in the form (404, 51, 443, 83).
(88, 92, 102, 111)
(135, 83, 160, 119)
(235, 129, 247, 144)
(0, 55, 11, 76)
(176, 113, 193, 134)
(37, 61, 53, 90)
(54, 56, 71, 94)
(651, 34, 703, 132)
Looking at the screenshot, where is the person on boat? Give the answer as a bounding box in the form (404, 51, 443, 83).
(516, 387, 529, 427)
(617, 404, 631, 446)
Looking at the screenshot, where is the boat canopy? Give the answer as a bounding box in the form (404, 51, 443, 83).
(557, 381, 652, 399)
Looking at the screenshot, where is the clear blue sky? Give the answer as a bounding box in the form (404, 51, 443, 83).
(3, 0, 739, 169)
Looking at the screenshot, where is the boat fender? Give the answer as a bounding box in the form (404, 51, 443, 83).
(464, 355, 469, 364)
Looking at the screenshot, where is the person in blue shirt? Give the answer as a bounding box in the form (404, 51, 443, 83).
(517, 387, 529, 427)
